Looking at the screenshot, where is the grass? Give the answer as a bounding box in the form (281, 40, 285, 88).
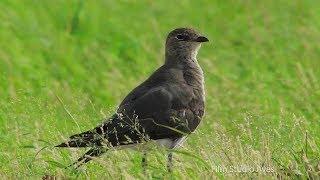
(0, 0, 320, 179)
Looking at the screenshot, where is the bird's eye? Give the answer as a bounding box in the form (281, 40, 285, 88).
(176, 34, 188, 40)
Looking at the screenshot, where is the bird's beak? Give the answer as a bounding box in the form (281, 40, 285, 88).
(195, 36, 209, 42)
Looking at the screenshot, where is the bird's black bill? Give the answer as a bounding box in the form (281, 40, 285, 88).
(195, 36, 209, 42)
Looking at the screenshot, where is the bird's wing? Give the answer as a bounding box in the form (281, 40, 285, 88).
(118, 85, 197, 140)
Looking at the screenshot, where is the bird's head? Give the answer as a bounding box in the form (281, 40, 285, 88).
(165, 28, 209, 63)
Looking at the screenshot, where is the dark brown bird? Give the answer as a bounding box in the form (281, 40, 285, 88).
(55, 27, 209, 171)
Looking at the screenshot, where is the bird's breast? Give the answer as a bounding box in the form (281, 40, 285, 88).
(183, 68, 205, 99)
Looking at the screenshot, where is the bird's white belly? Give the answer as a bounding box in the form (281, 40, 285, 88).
(114, 137, 187, 150)
(155, 136, 187, 149)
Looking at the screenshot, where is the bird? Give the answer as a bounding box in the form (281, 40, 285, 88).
(55, 27, 209, 172)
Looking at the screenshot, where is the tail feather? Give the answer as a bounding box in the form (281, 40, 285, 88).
(55, 115, 120, 148)
(55, 130, 100, 147)
(55, 113, 145, 148)
(55, 114, 146, 167)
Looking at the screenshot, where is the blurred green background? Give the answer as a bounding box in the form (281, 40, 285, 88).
(0, 0, 319, 179)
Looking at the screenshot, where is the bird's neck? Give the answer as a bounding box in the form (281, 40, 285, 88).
(165, 50, 200, 69)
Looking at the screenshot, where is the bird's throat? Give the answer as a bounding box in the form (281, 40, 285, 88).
(165, 49, 200, 68)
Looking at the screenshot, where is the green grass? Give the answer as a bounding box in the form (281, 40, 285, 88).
(1, 0, 320, 179)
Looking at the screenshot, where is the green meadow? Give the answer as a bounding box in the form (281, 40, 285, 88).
(0, 0, 319, 179)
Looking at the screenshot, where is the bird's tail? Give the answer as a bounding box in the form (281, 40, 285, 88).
(55, 129, 100, 147)
(55, 114, 122, 148)
(55, 113, 144, 148)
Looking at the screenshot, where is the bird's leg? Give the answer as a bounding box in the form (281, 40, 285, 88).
(142, 151, 147, 173)
(167, 152, 173, 173)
